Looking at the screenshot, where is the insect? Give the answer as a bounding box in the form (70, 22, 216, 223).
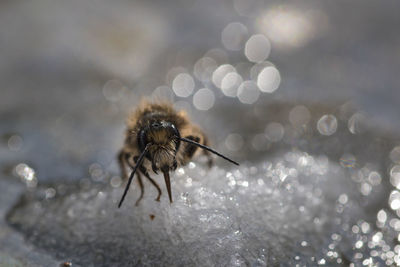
(117, 100, 239, 208)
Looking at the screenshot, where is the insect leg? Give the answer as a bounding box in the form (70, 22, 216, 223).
(135, 172, 144, 206)
(118, 150, 129, 179)
(183, 135, 200, 158)
(118, 144, 152, 208)
(139, 166, 162, 202)
(126, 155, 146, 206)
(183, 135, 214, 167)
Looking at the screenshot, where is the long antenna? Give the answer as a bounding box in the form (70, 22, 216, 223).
(118, 144, 149, 208)
(180, 137, 239, 166)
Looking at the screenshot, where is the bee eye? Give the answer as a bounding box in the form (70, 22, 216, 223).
(151, 122, 161, 129)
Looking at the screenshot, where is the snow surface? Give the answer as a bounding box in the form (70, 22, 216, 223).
(8, 149, 391, 266)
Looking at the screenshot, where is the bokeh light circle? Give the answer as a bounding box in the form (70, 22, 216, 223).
(317, 115, 337, 136)
(348, 113, 367, 134)
(152, 86, 174, 102)
(194, 57, 218, 82)
(257, 66, 281, 93)
(221, 72, 243, 97)
(390, 146, 400, 164)
(212, 64, 236, 89)
(103, 79, 126, 102)
(225, 133, 244, 151)
(221, 22, 248, 51)
(237, 81, 260, 104)
(193, 88, 215, 111)
(172, 73, 195, 97)
(265, 122, 285, 142)
(245, 34, 271, 63)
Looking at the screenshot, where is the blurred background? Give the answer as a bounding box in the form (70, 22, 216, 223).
(1, 0, 400, 265)
(2, 0, 400, 181)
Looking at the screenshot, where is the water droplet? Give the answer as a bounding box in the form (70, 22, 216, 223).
(45, 188, 56, 199)
(390, 190, 400, 210)
(15, 163, 37, 188)
(348, 113, 367, 134)
(317, 115, 337, 136)
(89, 163, 104, 182)
(377, 210, 387, 224)
(355, 240, 363, 249)
(361, 221, 370, 233)
(360, 182, 372, 196)
(372, 232, 382, 243)
(110, 176, 122, 188)
(368, 171, 381, 186)
(188, 162, 196, 169)
(338, 194, 348, 204)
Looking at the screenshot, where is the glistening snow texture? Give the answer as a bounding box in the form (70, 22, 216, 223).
(8, 150, 371, 266)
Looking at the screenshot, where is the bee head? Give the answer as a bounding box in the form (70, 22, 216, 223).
(138, 121, 180, 173)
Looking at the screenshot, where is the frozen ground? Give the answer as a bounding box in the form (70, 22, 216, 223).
(0, 179, 59, 267)
(3, 150, 377, 266)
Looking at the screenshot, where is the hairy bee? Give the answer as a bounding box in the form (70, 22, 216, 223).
(118, 100, 238, 208)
